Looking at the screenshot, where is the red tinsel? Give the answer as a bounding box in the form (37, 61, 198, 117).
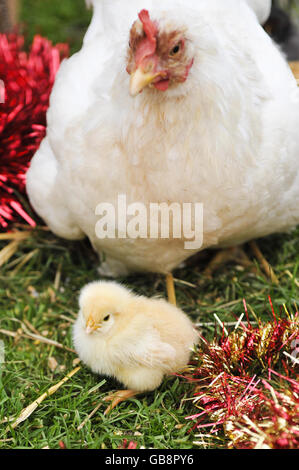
(0, 34, 69, 230)
(119, 440, 138, 449)
(183, 301, 299, 449)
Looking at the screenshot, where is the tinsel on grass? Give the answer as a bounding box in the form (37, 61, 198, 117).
(183, 300, 299, 449)
(0, 34, 69, 230)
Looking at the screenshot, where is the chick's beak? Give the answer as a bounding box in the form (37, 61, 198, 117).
(129, 67, 159, 96)
(86, 315, 100, 335)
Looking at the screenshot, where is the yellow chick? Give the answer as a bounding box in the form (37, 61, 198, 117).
(73, 281, 198, 411)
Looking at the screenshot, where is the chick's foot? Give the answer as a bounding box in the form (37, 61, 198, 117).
(103, 389, 139, 415)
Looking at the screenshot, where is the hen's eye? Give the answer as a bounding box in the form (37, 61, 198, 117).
(170, 43, 181, 56)
(103, 315, 110, 322)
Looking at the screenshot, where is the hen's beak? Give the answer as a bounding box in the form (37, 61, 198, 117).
(129, 68, 159, 96)
(86, 315, 100, 335)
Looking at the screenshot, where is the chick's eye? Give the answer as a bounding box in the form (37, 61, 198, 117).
(103, 315, 110, 322)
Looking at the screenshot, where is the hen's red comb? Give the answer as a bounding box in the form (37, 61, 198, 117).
(134, 9, 158, 66)
(138, 9, 157, 44)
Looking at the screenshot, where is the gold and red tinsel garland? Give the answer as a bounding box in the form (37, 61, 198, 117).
(182, 300, 299, 449)
(0, 34, 69, 230)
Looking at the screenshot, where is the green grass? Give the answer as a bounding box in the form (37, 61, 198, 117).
(0, 227, 298, 449)
(20, 0, 91, 54)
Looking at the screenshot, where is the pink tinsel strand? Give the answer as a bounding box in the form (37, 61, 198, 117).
(0, 33, 69, 230)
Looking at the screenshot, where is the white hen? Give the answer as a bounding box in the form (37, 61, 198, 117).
(26, 0, 299, 277)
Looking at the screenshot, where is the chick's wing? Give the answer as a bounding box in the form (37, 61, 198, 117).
(112, 327, 176, 370)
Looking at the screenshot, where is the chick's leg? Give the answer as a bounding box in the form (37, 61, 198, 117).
(103, 389, 139, 415)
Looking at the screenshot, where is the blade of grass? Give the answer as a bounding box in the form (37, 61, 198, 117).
(8, 366, 81, 430)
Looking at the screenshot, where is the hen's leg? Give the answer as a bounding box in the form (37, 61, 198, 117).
(204, 246, 254, 278)
(249, 241, 279, 285)
(103, 390, 139, 415)
(166, 273, 177, 306)
(203, 242, 278, 284)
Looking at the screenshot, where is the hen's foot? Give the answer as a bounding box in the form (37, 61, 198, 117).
(203, 242, 279, 285)
(204, 246, 255, 279)
(103, 389, 138, 415)
(249, 241, 279, 285)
